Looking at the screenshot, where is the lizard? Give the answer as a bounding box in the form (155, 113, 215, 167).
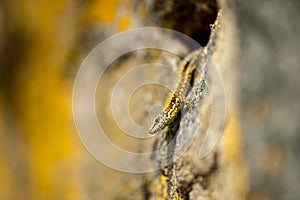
(148, 10, 222, 135)
(148, 49, 202, 134)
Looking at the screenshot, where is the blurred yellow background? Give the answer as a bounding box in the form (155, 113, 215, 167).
(0, 0, 136, 199)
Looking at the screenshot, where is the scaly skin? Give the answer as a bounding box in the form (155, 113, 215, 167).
(148, 50, 201, 134)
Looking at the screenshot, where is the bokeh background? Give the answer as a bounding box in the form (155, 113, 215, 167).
(0, 0, 142, 199)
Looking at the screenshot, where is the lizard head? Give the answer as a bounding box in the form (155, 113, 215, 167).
(148, 112, 168, 134)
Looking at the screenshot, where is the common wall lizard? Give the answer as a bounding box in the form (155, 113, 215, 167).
(148, 49, 202, 134)
(148, 10, 222, 135)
